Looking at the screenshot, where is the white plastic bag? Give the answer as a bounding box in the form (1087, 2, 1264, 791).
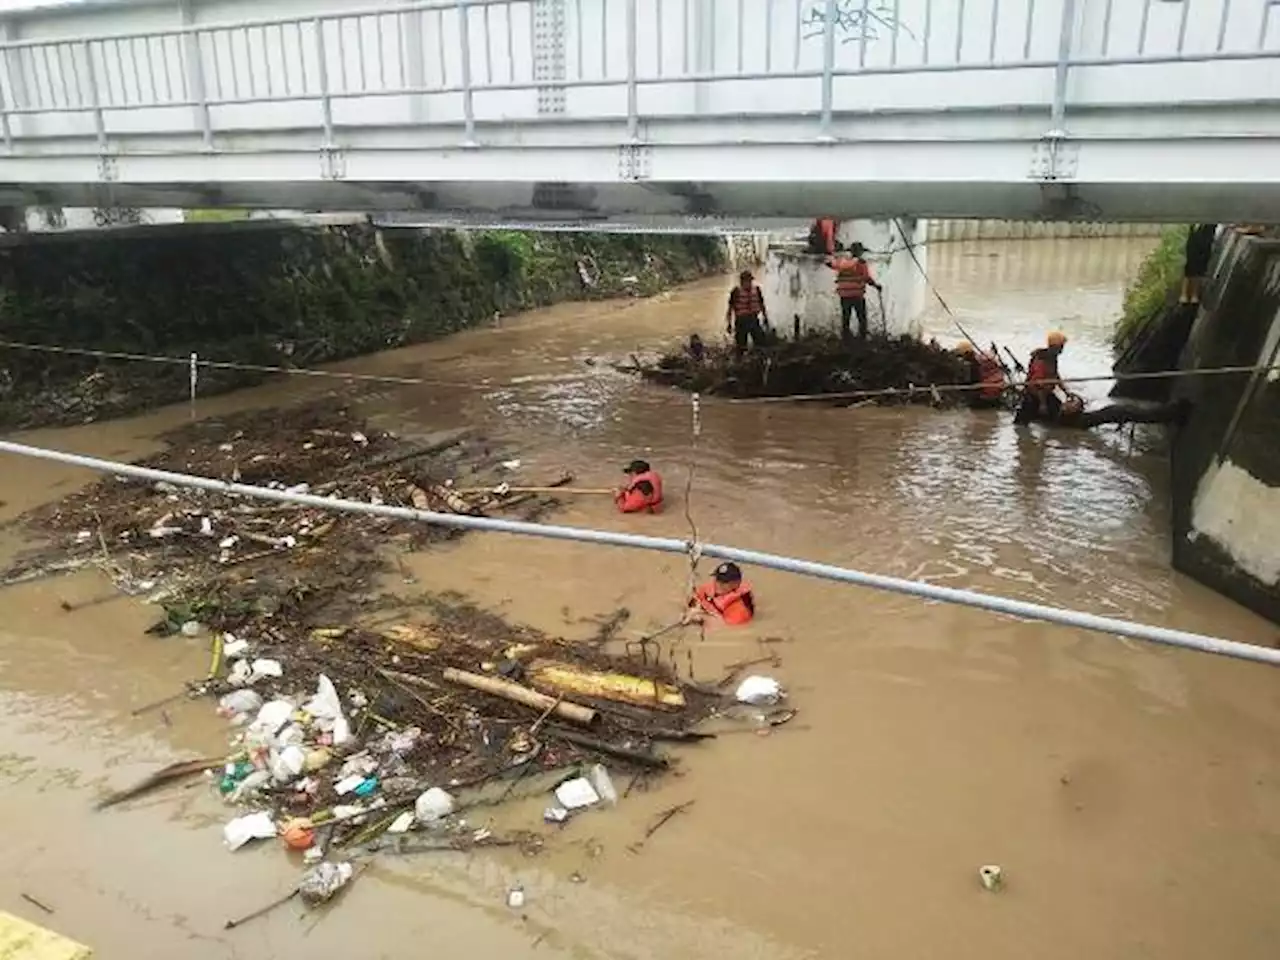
(270, 745, 306, 783)
(735, 675, 785, 706)
(414, 787, 455, 823)
(250, 658, 284, 681)
(304, 674, 352, 746)
(218, 689, 263, 717)
(223, 811, 277, 851)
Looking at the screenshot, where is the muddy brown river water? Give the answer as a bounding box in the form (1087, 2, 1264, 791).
(1, 237, 1278, 960)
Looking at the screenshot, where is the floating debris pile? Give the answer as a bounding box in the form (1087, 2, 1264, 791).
(6, 399, 794, 924)
(639, 332, 971, 403)
(4, 402, 567, 600)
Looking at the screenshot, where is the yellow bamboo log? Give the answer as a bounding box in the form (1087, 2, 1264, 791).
(440, 667, 598, 725)
(526, 659, 686, 711)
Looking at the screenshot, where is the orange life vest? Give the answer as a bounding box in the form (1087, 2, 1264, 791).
(818, 218, 836, 255)
(615, 470, 664, 514)
(694, 579, 755, 626)
(729, 284, 764, 318)
(830, 257, 871, 299)
(1026, 349, 1058, 396)
(977, 353, 1005, 400)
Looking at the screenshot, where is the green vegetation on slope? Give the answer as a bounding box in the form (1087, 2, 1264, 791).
(0, 224, 725, 428)
(1113, 225, 1188, 352)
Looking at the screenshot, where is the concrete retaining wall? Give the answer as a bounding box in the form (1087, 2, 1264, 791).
(761, 219, 928, 337)
(1170, 231, 1280, 623)
(927, 220, 1171, 242)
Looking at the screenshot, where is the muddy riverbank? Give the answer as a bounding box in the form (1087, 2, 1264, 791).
(1, 239, 1279, 960)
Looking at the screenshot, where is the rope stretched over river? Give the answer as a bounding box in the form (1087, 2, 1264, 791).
(725, 363, 1279, 405)
(0, 438, 1276, 668)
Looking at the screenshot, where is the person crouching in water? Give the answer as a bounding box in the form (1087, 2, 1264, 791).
(954, 340, 1006, 409)
(615, 459, 664, 514)
(685, 562, 755, 626)
(1015, 330, 1068, 425)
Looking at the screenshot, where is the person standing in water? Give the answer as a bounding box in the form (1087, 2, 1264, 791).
(725, 270, 769, 353)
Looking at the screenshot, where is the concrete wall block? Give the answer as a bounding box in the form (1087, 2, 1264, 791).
(1171, 232, 1280, 623)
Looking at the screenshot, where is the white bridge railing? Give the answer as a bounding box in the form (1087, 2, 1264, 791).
(0, 0, 1277, 150)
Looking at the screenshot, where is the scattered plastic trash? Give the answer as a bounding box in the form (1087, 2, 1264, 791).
(250, 699, 296, 739)
(199, 516, 214, 537)
(352, 777, 378, 798)
(250, 658, 284, 681)
(305, 675, 352, 746)
(506, 883, 525, 909)
(303, 846, 325, 864)
(500, 459, 522, 470)
(414, 787, 455, 823)
(586, 764, 617, 806)
(270, 745, 307, 783)
(304, 748, 332, 773)
(298, 861, 354, 906)
(223, 811, 278, 851)
(222, 634, 250, 658)
(228, 770, 271, 802)
(554, 777, 601, 810)
(180, 620, 203, 638)
(75, 530, 92, 543)
(334, 774, 366, 796)
(351, 431, 368, 446)
(979, 865, 1003, 891)
(735, 675, 785, 706)
(544, 806, 569, 824)
(218, 689, 263, 718)
(226, 659, 253, 687)
(387, 811, 415, 834)
(281, 818, 315, 851)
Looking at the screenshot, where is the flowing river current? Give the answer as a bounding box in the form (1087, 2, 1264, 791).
(0, 237, 1277, 960)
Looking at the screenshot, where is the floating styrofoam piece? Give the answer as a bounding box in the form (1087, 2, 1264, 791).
(223, 811, 277, 851)
(735, 675, 785, 706)
(414, 787, 455, 823)
(554, 777, 600, 810)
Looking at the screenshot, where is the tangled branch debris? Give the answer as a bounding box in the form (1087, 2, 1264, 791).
(638, 332, 970, 403)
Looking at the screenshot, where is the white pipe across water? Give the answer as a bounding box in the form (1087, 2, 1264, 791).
(2, 438, 1276, 668)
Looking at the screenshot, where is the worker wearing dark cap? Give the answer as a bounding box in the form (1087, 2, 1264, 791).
(615, 459, 664, 514)
(825, 241, 881, 340)
(725, 269, 769, 353)
(687, 562, 755, 626)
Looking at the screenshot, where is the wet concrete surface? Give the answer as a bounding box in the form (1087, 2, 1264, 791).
(1, 237, 1278, 959)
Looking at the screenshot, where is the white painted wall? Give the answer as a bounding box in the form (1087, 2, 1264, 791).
(1190, 458, 1280, 588)
(760, 218, 927, 337)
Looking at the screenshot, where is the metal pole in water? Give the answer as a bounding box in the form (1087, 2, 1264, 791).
(0, 439, 1276, 668)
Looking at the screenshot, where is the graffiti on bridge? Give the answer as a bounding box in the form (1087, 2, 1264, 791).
(801, 1, 916, 46)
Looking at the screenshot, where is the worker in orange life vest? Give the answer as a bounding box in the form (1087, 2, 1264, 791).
(615, 459, 664, 514)
(685, 562, 755, 626)
(808, 217, 838, 255)
(724, 270, 769, 353)
(954, 340, 1007, 409)
(1014, 330, 1070, 425)
(824, 242, 882, 340)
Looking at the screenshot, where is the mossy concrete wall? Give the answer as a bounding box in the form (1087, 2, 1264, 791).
(1170, 232, 1280, 624)
(0, 221, 724, 428)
